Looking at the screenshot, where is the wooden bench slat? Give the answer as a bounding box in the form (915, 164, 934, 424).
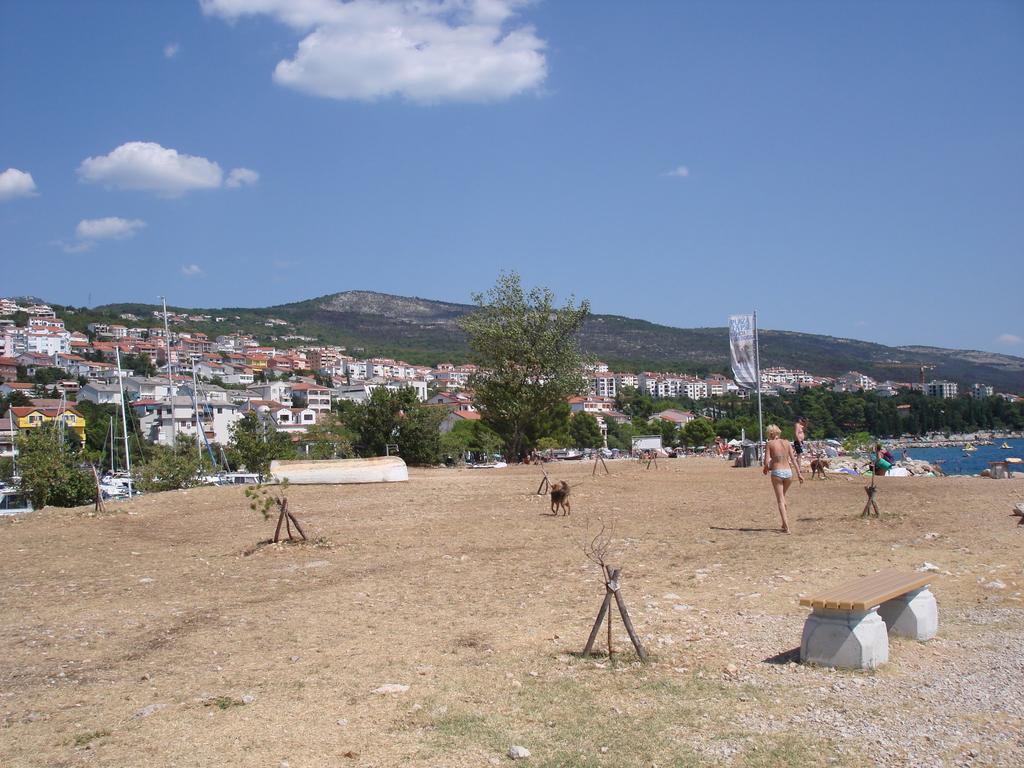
(799, 570, 932, 611)
(813, 572, 902, 609)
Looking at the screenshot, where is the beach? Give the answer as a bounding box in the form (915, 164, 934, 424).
(1, 459, 1022, 767)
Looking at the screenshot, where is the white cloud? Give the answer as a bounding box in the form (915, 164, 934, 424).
(164, 42, 181, 59)
(664, 165, 690, 178)
(201, 0, 547, 104)
(226, 167, 260, 188)
(0, 168, 38, 201)
(78, 141, 224, 197)
(997, 333, 1022, 345)
(181, 264, 204, 277)
(76, 217, 146, 241)
(60, 216, 146, 253)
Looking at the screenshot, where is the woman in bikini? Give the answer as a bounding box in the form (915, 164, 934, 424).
(762, 423, 803, 533)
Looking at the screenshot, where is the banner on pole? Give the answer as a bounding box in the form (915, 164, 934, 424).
(729, 314, 757, 389)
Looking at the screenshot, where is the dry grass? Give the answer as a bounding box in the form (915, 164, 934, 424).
(1, 459, 1022, 767)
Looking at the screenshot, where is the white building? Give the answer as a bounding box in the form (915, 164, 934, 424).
(290, 382, 332, 413)
(833, 371, 877, 393)
(123, 376, 176, 402)
(247, 381, 293, 406)
(134, 397, 242, 446)
(78, 382, 123, 405)
(970, 383, 994, 399)
(925, 380, 958, 399)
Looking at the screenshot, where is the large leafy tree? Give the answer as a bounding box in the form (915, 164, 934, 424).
(681, 418, 715, 447)
(134, 436, 202, 492)
(352, 387, 442, 465)
(227, 413, 295, 479)
(569, 412, 603, 449)
(16, 424, 95, 509)
(302, 412, 356, 460)
(460, 273, 590, 460)
(439, 419, 504, 461)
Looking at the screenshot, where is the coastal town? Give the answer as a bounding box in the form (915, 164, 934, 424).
(0, 297, 1019, 460)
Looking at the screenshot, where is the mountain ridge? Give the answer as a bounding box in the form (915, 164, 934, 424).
(71, 290, 1024, 393)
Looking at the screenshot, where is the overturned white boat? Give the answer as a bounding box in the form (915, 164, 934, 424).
(269, 456, 409, 485)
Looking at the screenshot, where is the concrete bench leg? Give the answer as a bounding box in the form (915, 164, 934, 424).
(800, 608, 889, 669)
(878, 587, 938, 641)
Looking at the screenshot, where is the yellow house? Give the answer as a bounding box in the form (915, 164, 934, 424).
(9, 406, 87, 442)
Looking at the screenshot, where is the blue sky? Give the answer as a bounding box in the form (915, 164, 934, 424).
(1, 0, 1022, 356)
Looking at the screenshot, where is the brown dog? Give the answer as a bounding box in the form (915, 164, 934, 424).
(549, 481, 571, 516)
(810, 457, 829, 479)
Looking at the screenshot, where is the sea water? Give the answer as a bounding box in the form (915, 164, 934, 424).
(904, 438, 1024, 476)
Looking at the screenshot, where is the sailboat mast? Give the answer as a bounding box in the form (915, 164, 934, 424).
(160, 296, 177, 447)
(191, 359, 203, 466)
(109, 416, 116, 473)
(115, 347, 133, 498)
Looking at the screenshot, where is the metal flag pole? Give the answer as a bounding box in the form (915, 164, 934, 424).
(753, 310, 764, 458)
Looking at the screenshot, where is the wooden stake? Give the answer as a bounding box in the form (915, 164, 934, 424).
(536, 465, 550, 495)
(287, 511, 308, 540)
(592, 452, 609, 477)
(582, 566, 647, 663)
(861, 475, 880, 517)
(90, 464, 106, 514)
(612, 578, 648, 662)
(273, 508, 285, 543)
(583, 592, 612, 657)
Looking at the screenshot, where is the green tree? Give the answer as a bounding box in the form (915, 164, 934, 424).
(681, 418, 715, 447)
(460, 273, 590, 460)
(1, 391, 34, 412)
(569, 412, 603, 449)
(603, 417, 636, 451)
(123, 352, 156, 377)
(302, 412, 355, 459)
(227, 413, 295, 479)
(615, 386, 655, 420)
(439, 419, 504, 461)
(16, 424, 95, 509)
(352, 387, 442, 465)
(134, 436, 202, 492)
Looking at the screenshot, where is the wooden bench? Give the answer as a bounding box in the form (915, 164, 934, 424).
(799, 569, 938, 669)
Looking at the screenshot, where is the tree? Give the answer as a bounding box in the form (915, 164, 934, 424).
(0, 391, 34, 412)
(123, 352, 156, 378)
(439, 419, 504, 461)
(352, 387, 442, 465)
(615, 386, 655, 421)
(681, 418, 715, 447)
(16, 424, 95, 509)
(227, 413, 295, 479)
(134, 436, 202, 492)
(569, 412, 603, 449)
(302, 412, 355, 459)
(460, 273, 590, 460)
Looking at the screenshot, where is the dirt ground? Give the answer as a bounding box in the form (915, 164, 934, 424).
(1, 458, 1022, 768)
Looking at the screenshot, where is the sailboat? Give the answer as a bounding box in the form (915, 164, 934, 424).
(962, 442, 976, 454)
(1000, 442, 1011, 449)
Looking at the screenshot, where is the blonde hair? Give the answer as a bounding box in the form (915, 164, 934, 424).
(766, 424, 782, 440)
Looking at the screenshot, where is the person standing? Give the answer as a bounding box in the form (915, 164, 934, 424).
(763, 423, 803, 533)
(793, 416, 808, 466)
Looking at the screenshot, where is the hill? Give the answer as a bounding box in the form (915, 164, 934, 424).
(63, 290, 1023, 392)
